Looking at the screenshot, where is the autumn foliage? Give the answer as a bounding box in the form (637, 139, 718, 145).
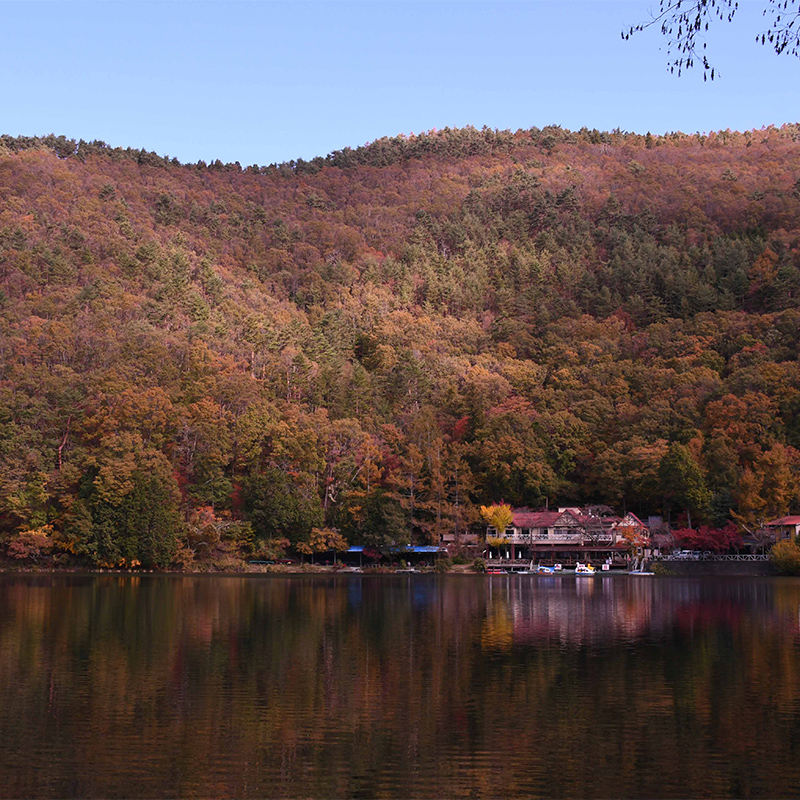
(2, 125, 800, 565)
(673, 523, 743, 552)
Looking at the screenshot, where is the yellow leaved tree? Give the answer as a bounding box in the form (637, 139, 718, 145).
(297, 527, 349, 563)
(479, 503, 514, 547)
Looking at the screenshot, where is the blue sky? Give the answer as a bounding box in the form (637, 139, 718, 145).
(2, 1, 799, 166)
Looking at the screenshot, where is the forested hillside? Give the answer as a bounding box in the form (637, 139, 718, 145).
(2, 124, 800, 567)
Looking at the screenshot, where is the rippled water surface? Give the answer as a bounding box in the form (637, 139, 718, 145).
(3, 573, 800, 798)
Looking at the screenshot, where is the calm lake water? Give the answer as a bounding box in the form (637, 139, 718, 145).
(2, 573, 800, 798)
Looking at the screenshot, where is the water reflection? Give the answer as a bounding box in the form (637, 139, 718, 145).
(1, 575, 800, 798)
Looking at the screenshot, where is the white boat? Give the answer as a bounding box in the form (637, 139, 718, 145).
(575, 562, 596, 575)
(535, 565, 556, 575)
(628, 570, 654, 576)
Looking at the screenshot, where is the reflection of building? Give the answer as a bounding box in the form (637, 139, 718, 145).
(484, 507, 649, 567)
(481, 576, 656, 648)
(765, 516, 800, 542)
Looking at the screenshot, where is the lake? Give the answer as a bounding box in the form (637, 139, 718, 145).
(2, 573, 800, 798)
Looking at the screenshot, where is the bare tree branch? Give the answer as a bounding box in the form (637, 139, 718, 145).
(623, 0, 800, 80)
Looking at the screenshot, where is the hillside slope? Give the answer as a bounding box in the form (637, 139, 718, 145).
(1, 125, 800, 566)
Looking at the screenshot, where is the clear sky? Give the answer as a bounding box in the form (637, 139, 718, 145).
(2, 1, 798, 166)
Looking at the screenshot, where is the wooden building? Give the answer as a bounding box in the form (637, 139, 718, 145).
(764, 515, 800, 542)
(484, 507, 649, 568)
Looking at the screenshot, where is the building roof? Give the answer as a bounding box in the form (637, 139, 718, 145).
(612, 512, 647, 528)
(511, 510, 564, 528)
(766, 516, 800, 527)
(498, 506, 650, 534)
(346, 545, 445, 555)
(511, 508, 625, 528)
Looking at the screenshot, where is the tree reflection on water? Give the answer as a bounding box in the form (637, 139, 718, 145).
(1, 574, 800, 798)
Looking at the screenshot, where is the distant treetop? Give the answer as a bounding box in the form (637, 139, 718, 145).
(4, 123, 800, 180)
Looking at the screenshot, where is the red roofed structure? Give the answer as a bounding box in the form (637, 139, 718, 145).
(765, 516, 800, 541)
(483, 507, 649, 568)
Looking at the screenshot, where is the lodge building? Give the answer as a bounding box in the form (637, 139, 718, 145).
(484, 507, 650, 568)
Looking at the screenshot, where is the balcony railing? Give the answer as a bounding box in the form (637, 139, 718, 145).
(496, 531, 622, 545)
(522, 533, 585, 542)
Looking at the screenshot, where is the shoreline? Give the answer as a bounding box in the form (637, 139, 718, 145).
(0, 563, 779, 577)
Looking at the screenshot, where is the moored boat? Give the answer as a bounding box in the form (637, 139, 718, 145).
(575, 562, 596, 575)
